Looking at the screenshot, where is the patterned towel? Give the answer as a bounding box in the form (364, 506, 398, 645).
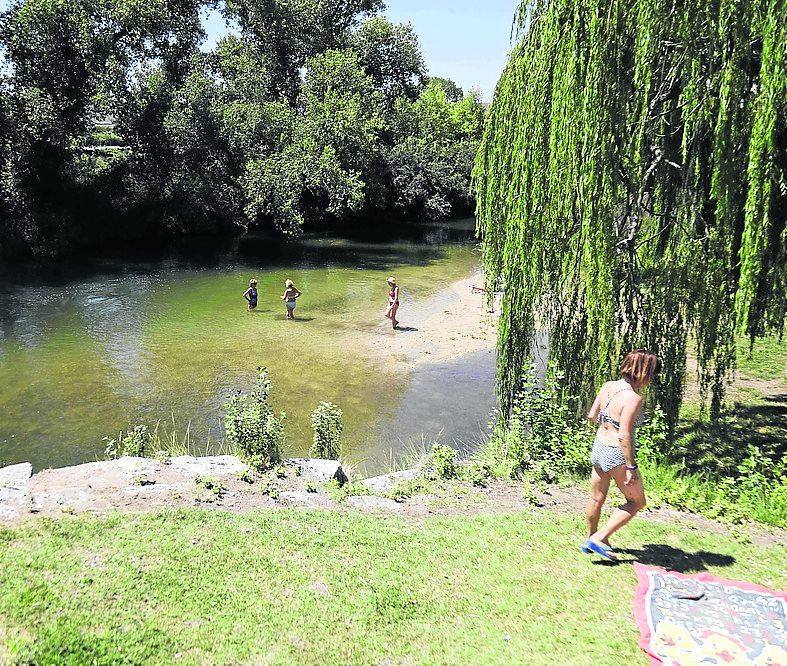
(633, 563, 787, 665)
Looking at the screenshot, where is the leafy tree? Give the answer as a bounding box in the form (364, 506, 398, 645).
(244, 49, 381, 231)
(0, 0, 205, 256)
(385, 81, 485, 220)
(0, 0, 487, 258)
(473, 0, 786, 426)
(427, 76, 464, 102)
(222, 0, 384, 101)
(351, 16, 425, 104)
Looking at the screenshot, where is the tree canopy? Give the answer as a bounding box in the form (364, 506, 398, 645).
(0, 0, 486, 259)
(473, 0, 786, 425)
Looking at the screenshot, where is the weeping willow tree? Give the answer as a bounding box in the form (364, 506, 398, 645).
(474, 0, 786, 427)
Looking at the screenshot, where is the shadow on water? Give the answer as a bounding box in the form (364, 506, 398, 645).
(592, 545, 736, 572)
(0, 218, 475, 289)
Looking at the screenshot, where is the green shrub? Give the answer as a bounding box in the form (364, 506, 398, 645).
(310, 402, 344, 459)
(494, 364, 592, 483)
(103, 425, 151, 459)
(153, 450, 172, 465)
(237, 469, 255, 484)
(305, 481, 318, 493)
(427, 443, 457, 480)
(195, 475, 226, 499)
(224, 368, 285, 470)
(482, 363, 786, 528)
(260, 478, 279, 499)
(326, 479, 370, 502)
(458, 461, 492, 487)
(388, 477, 431, 502)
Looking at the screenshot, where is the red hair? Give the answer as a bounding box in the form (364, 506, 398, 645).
(620, 349, 659, 385)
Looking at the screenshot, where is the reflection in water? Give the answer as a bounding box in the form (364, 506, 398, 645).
(364, 349, 498, 474)
(0, 219, 496, 472)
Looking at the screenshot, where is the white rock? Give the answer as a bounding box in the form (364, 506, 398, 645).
(280, 490, 322, 506)
(287, 459, 348, 485)
(0, 462, 33, 520)
(0, 462, 32, 488)
(362, 468, 419, 494)
(167, 455, 248, 477)
(115, 457, 162, 475)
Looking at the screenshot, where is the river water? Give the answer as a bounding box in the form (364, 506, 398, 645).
(0, 219, 497, 472)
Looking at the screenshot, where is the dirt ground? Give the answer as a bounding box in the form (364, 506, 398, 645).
(3, 455, 783, 551)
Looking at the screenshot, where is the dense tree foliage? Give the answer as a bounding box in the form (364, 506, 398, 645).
(0, 0, 485, 258)
(474, 0, 786, 425)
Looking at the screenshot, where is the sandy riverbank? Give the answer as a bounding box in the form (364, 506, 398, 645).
(367, 272, 500, 367)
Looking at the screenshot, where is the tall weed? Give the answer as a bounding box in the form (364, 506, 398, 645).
(310, 402, 343, 460)
(224, 368, 285, 470)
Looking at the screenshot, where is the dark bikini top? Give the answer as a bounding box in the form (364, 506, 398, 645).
(597, 384, 644, 430)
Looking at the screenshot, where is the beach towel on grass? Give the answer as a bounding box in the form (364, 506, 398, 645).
(633, 562, 786, 665)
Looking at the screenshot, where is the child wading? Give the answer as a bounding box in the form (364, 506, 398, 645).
(282, 279, 301, 319)
(243, 279, 258, 310)
(385, 276, 400, 329)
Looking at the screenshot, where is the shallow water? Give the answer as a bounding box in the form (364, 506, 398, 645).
(0, 219, 496, 472)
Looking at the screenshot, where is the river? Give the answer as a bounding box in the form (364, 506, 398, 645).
(0, 219, 497, 473)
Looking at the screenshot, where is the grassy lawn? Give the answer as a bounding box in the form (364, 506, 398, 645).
(0, 508, 784, 665)
(736, 334, 787, 382)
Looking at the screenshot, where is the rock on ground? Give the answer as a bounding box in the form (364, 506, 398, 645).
(0, 463, 33, 520)
(287, 458, 348, 485)
(362, 469, 420, 494)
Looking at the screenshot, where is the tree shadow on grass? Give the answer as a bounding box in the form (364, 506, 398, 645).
(592, 544, 735, 573)
(671, 396, 786, 478)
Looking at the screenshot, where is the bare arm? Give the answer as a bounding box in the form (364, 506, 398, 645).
(243, 288, 251, 301)
(617, 394, 644, 468)
(586, 384, 606, 423)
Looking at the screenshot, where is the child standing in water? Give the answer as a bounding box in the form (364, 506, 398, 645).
(385, 276, 399, 329)
(243, 279, 258, 310)
(281, 279, 301, 319)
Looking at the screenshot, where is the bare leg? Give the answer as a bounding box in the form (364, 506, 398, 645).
(586, 466, 611, 539)
(391, 303, 399, 329)
(591, 465, 647, 545)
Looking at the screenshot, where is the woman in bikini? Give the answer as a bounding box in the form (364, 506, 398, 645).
(385, 277, 399, 329)
(583, 349, 659, 561)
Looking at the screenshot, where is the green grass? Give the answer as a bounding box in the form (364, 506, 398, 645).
(736, 334, 787, 382)
(0, 509, 784, 665)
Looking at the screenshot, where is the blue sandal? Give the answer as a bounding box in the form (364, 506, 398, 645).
(583, 540, 617, 561)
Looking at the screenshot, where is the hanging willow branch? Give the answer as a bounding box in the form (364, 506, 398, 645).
(473, 0, 786, 427)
